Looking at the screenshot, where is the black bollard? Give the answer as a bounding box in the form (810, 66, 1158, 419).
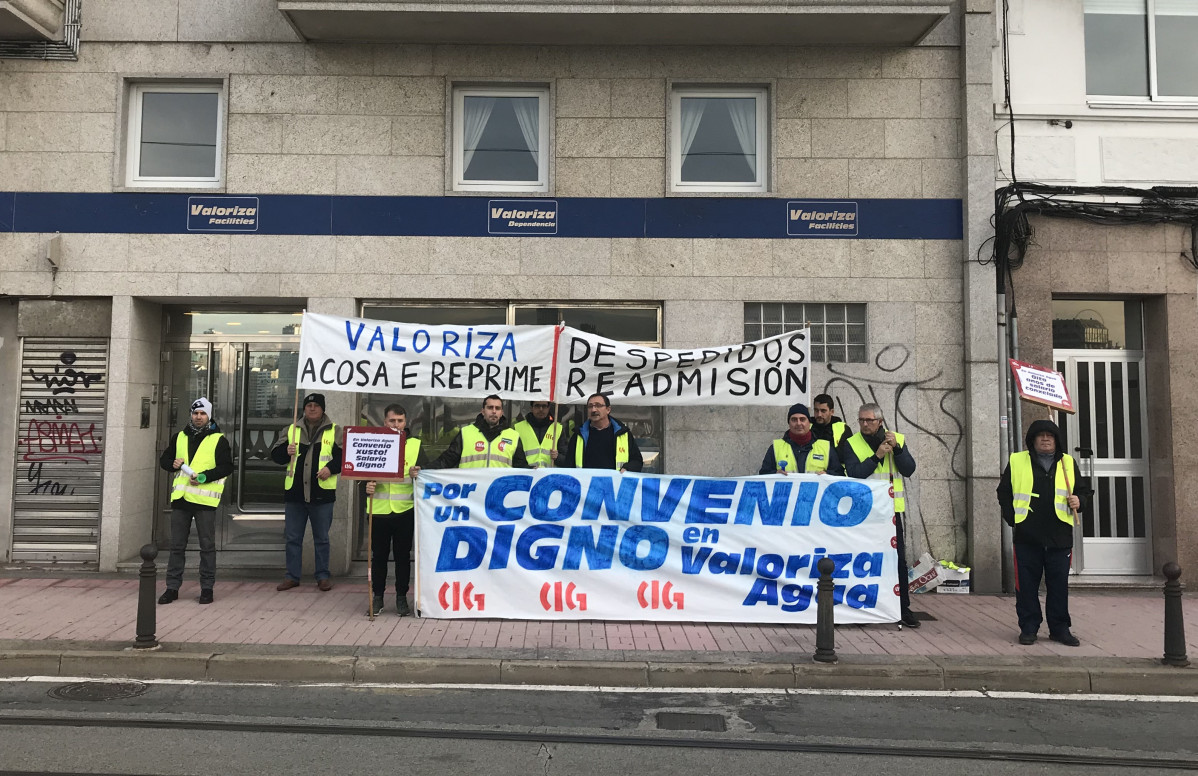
(134, 543, 159, 649)
(813, 557, 837, 664)
(1162, 563, 1189, 668)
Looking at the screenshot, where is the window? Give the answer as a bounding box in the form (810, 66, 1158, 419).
(671, 87, 768, 193)
(1084, 0, 1198, 99)
(744, 303, 867, 363)
(125, 82, 224, 188)
(452, 86, 549, 192)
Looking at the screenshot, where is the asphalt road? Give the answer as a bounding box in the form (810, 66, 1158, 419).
(0, 679, 1195, 774)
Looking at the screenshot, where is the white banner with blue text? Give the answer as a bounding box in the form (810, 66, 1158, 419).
(298, 312, 809, 406)
(415, 468, 899, 624)
(297, 312, 560, 400)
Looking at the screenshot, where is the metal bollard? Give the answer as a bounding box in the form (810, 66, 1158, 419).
(813, 557, 837, 664)
(1162, 562, 1189, 668)
(134, 543, 159, 649)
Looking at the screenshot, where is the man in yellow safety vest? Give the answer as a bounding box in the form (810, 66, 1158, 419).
(841, 403, 919, 628)
(758, 402, 843, 476)
(558, 394, 644, 472)
(364, 403, 428, 617)
(417, 394, 529, 470)
(513, 400, 563, 468)
(270, 392, 342, 592)
(157, 397, 233, 605)
(997, 419, 1084, 647)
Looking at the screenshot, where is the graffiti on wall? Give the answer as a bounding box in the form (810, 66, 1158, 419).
(18, 350, 105, 498)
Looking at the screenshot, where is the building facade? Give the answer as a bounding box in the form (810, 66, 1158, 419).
(999, 0, 1198, 578)
(0, 0, 1004, 589)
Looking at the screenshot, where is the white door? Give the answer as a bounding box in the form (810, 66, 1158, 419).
(1054, 351, 1151, 575)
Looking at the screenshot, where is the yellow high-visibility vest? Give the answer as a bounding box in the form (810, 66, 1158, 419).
(459, 426, 520, 468)
(846, 432, 906, 512)
(771, 438, 832, 474)
(514, 419, 562, 468)
(1008, 451, 1075, 526)
(368, 438, 420, 515)
(573, 429, 630, 470)
(171, 432, 226, 507)
(284, 423, 339, 490)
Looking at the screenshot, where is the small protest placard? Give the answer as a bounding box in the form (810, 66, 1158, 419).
(1009, 359, 1075, 414)
(341, 426, 405, 480)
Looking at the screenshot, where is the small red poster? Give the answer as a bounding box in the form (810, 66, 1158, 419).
(341, 426, 406, 480)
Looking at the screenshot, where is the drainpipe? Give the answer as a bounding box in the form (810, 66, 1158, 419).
(997, 279, 1014, 593)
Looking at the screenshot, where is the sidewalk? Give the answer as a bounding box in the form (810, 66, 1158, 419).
(1, 576, 1195, 695)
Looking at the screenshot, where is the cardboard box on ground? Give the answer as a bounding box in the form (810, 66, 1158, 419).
(909, 555, 972, 594)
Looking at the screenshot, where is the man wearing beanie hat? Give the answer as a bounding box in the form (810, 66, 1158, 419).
(270, 392, 343, 591)
(157, 397, 233, 605)
(842, 402, 919, 627)
(758, 402, 843, 476)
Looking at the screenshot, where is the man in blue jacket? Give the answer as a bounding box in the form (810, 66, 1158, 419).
(759, 402, 843, 475)
(558, 394, 643, 472)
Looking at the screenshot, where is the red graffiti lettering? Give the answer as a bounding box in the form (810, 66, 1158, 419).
(21, 419, 103, 462)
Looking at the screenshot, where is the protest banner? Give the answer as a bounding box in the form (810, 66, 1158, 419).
(297, 312, 561, 400)
(1009, 358, 1075, 413)
(340, 426, 404, 480)
(556, 328, 810, 406)
(414, 468, 899, 624)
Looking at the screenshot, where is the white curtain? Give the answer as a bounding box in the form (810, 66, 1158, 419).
(512, 97, 541, 167)
(679, 97, 707, 165)
(726, 98, 757, 178)
(462, 96, 496, 175)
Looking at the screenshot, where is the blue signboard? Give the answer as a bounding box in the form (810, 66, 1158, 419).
(488, 199, 558, 235)
(786, 200, 859, 237)
(186, 196, 260, 232)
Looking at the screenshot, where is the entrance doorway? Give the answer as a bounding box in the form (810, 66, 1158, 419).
(1052, 299, 1150, 575)
(156, 311, 302, 567)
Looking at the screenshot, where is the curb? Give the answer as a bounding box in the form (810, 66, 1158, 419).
(1, 644, 1194, 695)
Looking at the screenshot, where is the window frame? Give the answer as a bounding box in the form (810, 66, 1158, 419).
(451, 85, 551, 193)
(1083, 0, 1198, 103)
(670, 85, 770, 194)
(743, 302, 868, 364)
(123, 81, 226, 189)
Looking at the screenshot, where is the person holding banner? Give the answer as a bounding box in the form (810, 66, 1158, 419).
(842, 403, 919, 628)
(758, 402, 843, 476)
(157, 397, 233, 606)
(557, 394, 643, 472)
(364, 404, 428, 617)
(811, 393, 850, 448)
(997, 419, 1084, 647)
(417, 394, 529, 470)
(513, 401, 563, 468)
(270, 393, 343, 592)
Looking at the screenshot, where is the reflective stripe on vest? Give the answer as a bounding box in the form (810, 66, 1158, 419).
(574, 429, 630, 470)
(369, 438, 420, 515)
(171, 431, 226, 507)
(771, 438, 831, 474)
(514, 420, 561, 468)
(1008, 451, 1075, 526)
(846, 431, 906, 512)
(459, 426, 520, 468)
(283, 423, 339, 490)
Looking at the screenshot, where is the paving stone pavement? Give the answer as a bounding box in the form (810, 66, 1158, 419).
(0, 576, 1194, 694)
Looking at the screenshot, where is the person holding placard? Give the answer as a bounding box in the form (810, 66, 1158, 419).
(364, 404, 428, 617)
(997, 419, 1085, 647)
(513, 401, 563, 468)
(558, 394, 644, 472)
(157, 397, 233, 606)
(758, 402, 842, 476)
(842, 403, 919, 628)
(416, 394, 529, 471)
(270, 392, 343, 592)
(810, 393, 850, 448)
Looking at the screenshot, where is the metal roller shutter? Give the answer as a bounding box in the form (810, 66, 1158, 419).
(12, 339, 108, 563)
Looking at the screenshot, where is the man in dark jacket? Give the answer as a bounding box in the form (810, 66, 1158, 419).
(759, 402, 843, 475)
(997, 419, 1084, 646)
(841, 403, 919, 627)
(558, 394, 643, 472)
(810, 393, 850, 448)
(270, 393, 342, 591)
(417, 394, 529, 470)
(157, 397, 233, 605)
(513, 400, 563, 468)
